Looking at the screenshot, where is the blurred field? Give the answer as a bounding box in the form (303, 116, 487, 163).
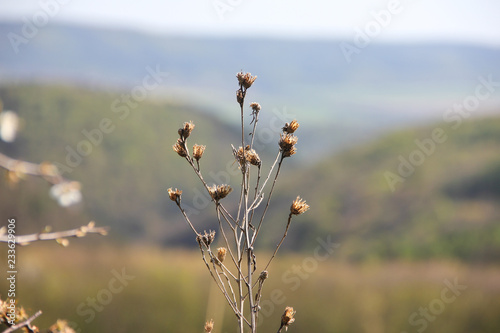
(1, 243, 499, 333)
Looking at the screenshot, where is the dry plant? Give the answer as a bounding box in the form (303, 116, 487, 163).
(168, 71, 308, 332)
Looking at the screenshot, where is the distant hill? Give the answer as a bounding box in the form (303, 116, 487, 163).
(1, 84, 499, 262)
(263, 115, 500, 262)
(0, 84, 242, 245)
(1, 21, 500, 159)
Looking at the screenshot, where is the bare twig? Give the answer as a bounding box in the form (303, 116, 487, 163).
(0, 222, 108, 246)
(2, 310, 42, 333)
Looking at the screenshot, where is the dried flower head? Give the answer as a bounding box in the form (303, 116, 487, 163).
(234, 145, 261, 167)
(217, 247, 227, 264)
(290, 196, 309, 215)
(246, 148, 261, 166)
(280, 307, 296, 331)
(193, 144, 206, 161)
(259, 270, 269, 281)
(197, 230, 216, 247)
(279, 133, 298, 151)
(204, 319, 214, 333)
(178, 121, 195, 139)
(250, 102, 261, 113)
(173, 139, 188, 157)
(282, 120, 300, 134)
(167, 187, 182, 203)
(282, 146, 297, 158)
(208, 184, 233, 201)
(279, 133, 298, 158)
(236, 71, 257, 89)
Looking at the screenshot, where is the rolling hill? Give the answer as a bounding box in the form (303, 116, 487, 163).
(1, 84, 499, 262)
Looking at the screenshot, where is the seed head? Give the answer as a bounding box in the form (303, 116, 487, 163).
(250, 102, 261, 113)
(282, 146, 297, 158)
(236, 71, 257, 89)
(204, 319, 214, 333)
(178, 121, 195, 140)
(279, 133, 298, 158)
(217, 247, 227, 264)
(282, 120, 299, 134)
(280, 307, 296, 331)
(193, 144, 206, 161)
(259, 270, 269, 281)
(246, 148, 261, 166)
(167, 187, 182, 204)
(197, 230, 216, 247)
(173, 139, 188, 157)
(208, 184, 233, 201)
(290, 196, 309, 215)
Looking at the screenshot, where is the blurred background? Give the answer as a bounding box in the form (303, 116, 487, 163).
(1, 0, 499, 332)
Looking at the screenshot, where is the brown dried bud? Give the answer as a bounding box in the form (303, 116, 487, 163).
(178, 121, 195, 139)
(259, 270, 269, 281)
(167, 187, 182, 203)
(280, 307, 296, 331)
(282, 120, 299, 134)
(290, 196, 309, 215)
(217, 247, 227, 264)
(173, 139, 188, 157)
(246, 148, 261, 166)
(204, 319, 214, 333)
(236, 71, 257, 89)
(279, 133, 298, 158)
(193, 144, 206, 161)
(250, 102, 261, 112)
(236, 89, 244, 105)
(282, 146, 297, 158)
(208, 184, 233, 201)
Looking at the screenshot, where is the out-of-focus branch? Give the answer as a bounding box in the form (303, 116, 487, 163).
(0, 221, 108, 246)
(1, 310, 42, 333)
(0, 152, 64, 185)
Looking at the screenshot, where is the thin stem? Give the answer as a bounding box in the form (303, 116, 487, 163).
(175, 202, 199, 236)
(217, 207, 248, 284)
(251, 155, 284, 246)
(262, 213, 293, 273)
(199, 244, 250, 327)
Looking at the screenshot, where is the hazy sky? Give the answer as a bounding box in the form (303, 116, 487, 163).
(1, 0, 500, 46)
